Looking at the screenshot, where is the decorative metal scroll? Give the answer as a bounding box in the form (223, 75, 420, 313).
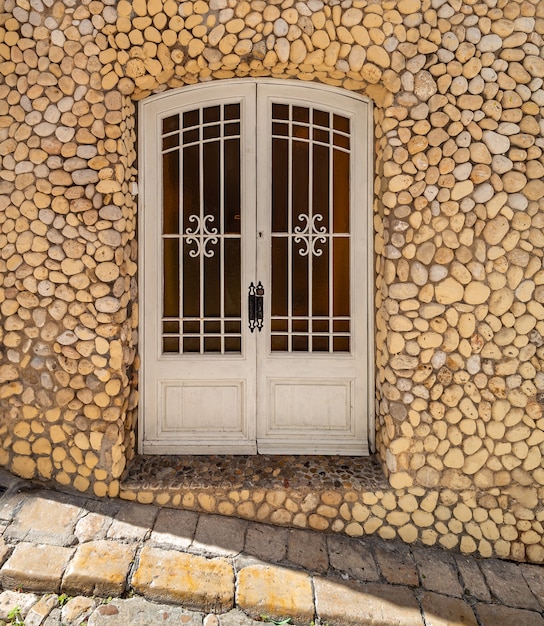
(184, 214, 219, 258)
(293, 213, 328, 257)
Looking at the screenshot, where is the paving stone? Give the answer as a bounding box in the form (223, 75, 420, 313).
(479, 559, 541, 610)
(61, 596, 98, 626)
(75, 512, 114, 542)
(25, 593, 59, 626)
(149, 508, 198, 550)
(287, 528, 329, 573)
(106, 502, 158, 542)
(412, 547, 463, 597)
(314, 578, 424, 626)
(0, 543, 74, 593)
(520, 564, 544, 609)
(3, 495, 82, 546)
(0, 590, 39, 619)
(86, 596, 203, 625)
(476, 603, 544, 626)
(328, 535, 380, 582)
(420, 591, 478, 626)
(243, 522, 288, 563)
(131, 546, 234, 612)
(374, 540, 418, 586)
(237, 564, 314, 624)
(192, 515, 247, 557)
(454, 555, 491, 601)
(217, 609, 265, 625)
(62, 540, 136, 596)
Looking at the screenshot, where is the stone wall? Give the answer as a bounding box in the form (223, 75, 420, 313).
(0, 0, 543, 561)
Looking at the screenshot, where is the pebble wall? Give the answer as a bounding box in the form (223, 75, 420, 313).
(0, 0, 544, 562)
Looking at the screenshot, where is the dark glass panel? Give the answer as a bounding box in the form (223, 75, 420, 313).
(312, 143, 330, 230)
(182, 241, 200, 317)
(225, 337, 241, 352)
(313, 336, 329, 351)
(313, 319, 329, 332)
(224, 103, 240, 120)
(184, 320, 199, 333)
(224, 122, 240, 137)
(224, 320, 240, 333)
(204, 125, 220, 140)
(272, 103, 289, 120)
(163, 134, 179, 150)
(333, 319, 350, 332)
(184, 337, 200, 352)
(204, 337, 221, 352)
(313, 128, 329, 143)
(183, 109, 199, 128)
(293, 124, 309, 140)
(163, 321, 179, 333)
(333, 133, 350, 150)
(163, 337, 179, 352)
(162, 150, 179, 234)
(333, 149, 350, 233)
(293, 335, 308, 351)
(162, 114, 179, 134)
(313, 109, 330, 128)
(292, 242, 308, 317)
(333, 336, 350, 351)
(271, 335, 288, 351)
(333, 114, 349, 133)
(272, 138, 288, 232)
(203, 105, 220, 123)
(312, 241, 329, 316)
(182, 144, 200, 232)
(204, 251, 220, 317)
(271, 237, 288, 317)
(183, 128, 199, 145)
(204, 320, 220, 333)
(224, 138, 241, 234)
(203, 139, 220, 225)
(271, 318, 288, 332)
(272, 122, 288, 136)
(292, 140, 309, 232)
(293, 106, 309, 123)
(224, 239, 241, 317)
(333, 238, 350, 317)
(163, 238, 179, 317)
(292, 319, 308, 332)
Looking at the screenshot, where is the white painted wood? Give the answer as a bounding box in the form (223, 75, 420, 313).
(139, 79, 373, 455)
(139, 81, 257, 454)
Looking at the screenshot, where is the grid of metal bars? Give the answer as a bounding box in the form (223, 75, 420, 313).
(161, 104, 242, 355)
(270, 103, 352, 353)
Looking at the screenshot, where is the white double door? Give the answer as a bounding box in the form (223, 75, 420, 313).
(140, 79, 372, 455)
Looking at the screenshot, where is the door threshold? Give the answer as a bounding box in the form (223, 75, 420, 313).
(119, 453, 390, 533)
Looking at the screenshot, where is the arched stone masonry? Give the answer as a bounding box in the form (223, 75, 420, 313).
(0, 0, 543, 561)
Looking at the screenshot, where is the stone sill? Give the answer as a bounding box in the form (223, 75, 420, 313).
(119, 454, 391, 531)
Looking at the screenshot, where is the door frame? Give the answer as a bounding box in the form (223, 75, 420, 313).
(137, 78, 375, 455)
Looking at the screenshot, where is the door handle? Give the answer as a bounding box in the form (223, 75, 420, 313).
(248, 281, 264, 332)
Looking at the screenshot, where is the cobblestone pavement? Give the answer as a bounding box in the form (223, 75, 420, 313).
(0, 472, 542, 626)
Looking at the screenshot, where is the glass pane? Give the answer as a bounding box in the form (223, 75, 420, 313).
(163, 238, 179, 318)
(272, 138, 288, 232)
(293, 106, 309, 123)
(333, 149, 350, 233)
(312, 241, 329, 316)
(184, 337, 200, 352)
(224, 138, 240, 234)
(203, 124, 220, 140)
(313, 109, 329, 128)
(204, 337, 221, 352)
(224, 103, 240, 120)
(333, 114, 349, 133)
(333, 238, 350, 317)
(203, 105, 220, 123)
(203, 140, 220, 226)
(224, 239, 241, 317)
(182, 144, 199, 231)
(272, 103, 289, 120)
(292, 140, 309, 232)
(293, 335, 308, 351)
(292, 243, 308, 317)
(162, 150, 179, 234)
(271, 238, 288, 317)
(163, 114, 179, 134)
(313, 336, 329, 351)
(163, 337, 179, 352)
(163, 321, 179, 333)
(272, 335, 288, 351)
(204, 252, 220, 317)
(225, 337, 241, 351)
(182, 241, 199, 317)
(312, 143, 329, 230)
(183, 109, 199, 128)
